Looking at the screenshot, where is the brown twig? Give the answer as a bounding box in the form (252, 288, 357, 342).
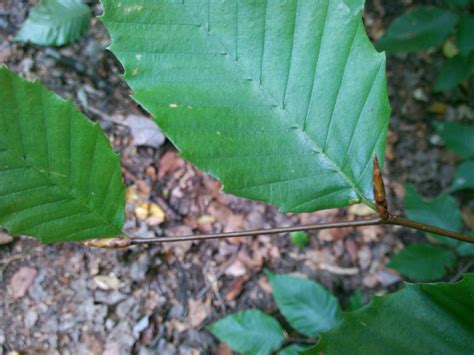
(84, 156, 473, 248)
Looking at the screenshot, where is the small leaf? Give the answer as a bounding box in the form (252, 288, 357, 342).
(376, 7, 459, 53)
(434, 121, 474, 159)
(289, 231, 310, 249)
(279, 344, 313, 355)
(457, 15, 474, 55)
(102, 0, 391, 213)
(388, 244, 456, 282)
(347, 289, 364, 311)
(313, 274, 474, 354)
(207, 310, 285, 355)
(434, 54, 474, 92)
(267, 272, 341, 337)
(451, 160, 474, 192)
(16, 0, 91, 47)
(0, 68, 125, 243)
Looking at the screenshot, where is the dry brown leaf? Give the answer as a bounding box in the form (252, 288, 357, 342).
(93, 275, 123, 291)
(187, 298, 209, 328)
(9, 267, 38, 299)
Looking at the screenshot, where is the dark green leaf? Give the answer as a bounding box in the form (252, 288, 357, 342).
(102, 0, 391, 213)
(457, 15, 474, 55)
(376, 7, 459, 53)
(451, 160, 474, 192)
(434, 121, 474, 159)
(0, 68, 125, 243)
(347, 289, 364, 311)
(279, 344, 313, 355)
(16, 0, 91, 47)
(207, 310, 285, 355)
(404, 184, 465, 246)
(404, 184, 463, 236)
(313, 274, 474, 354)
(388, 244, 456, 282)
(267, 272, 341, 337)
(442, 0, 471, 9)
(290, 231, 310, 249)
(434, 54, 474, 92)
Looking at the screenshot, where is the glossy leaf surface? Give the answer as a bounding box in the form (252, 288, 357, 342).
(0, 68, 125, 243)
(267, 272, 341, 337)
(102, 0, 391, 213)
(207, 310, 285, 355)
(377, 7, 459, 53)
(16, 0, 91, 47)
(313, 274, 474, 354)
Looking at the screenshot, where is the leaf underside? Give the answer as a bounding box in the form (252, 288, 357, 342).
(102, 0, 391, 213)
(0, 68, 125, 243)
(15, 0, 91, 47)
(313, 274, 474, 354)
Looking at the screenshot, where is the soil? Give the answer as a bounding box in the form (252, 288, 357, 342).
(0, 1, 472, 354)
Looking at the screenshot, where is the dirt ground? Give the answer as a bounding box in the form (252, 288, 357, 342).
(0, 1, 473, 354)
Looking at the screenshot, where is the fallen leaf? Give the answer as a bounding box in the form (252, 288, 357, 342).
(187, 298, 209, 327)
(9, 267, 37, 299)
(319, 263, 358, 275)
(146, 203, 166, 226)
(93, 275, 123, 291)
(224, 259, 247, 277)
(427, 102, 448, 115)
(0, 230, 13, 245)
(348, 204, 376, 217)
(225, 276, 247, 301)
(124, 115, 165, 148)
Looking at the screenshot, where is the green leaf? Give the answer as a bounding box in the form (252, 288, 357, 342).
(434, 121, 474, 159)
(289, 231, 310, 249)
(0, 68, 125, 243)
(434, 54, 474, 92)
(457, 15, 474, 55)
(101, 0, 391, 213)
(376, 7, 459, 53)
(442, 0, 471, 9)
(267, 272, 341, 337)
(279, 344, 313, 355)
(16, 0, 91, 47)
(451, 160, 474, 192)
(207, 310, 285, 355)
(388, 244, 456, 282)
(313, 274, 474, 354)
(347, 289, 364, 311)
(456, 232, 474, 256)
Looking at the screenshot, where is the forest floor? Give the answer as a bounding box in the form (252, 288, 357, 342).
(0, 1, 473, 354)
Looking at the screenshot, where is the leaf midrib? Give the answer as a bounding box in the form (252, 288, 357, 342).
(181, 1, 372, 207)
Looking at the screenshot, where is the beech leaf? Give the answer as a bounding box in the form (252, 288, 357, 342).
(101, 0, 391, 213)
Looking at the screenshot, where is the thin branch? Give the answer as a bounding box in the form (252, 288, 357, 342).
(83, 156, 474, 248)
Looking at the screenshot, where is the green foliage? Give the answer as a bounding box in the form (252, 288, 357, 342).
(347, 289, 365, 311)
(376, 7, 459, 53)
(451, 160, 474, 191)
(404, 184, 463, 238)
(101, 0, 391, 213)
(434, 121, 474, 159)
(312, 274, 474, 354)
(0, 68, 125, 243)
(457, 15, 474, 55)
(16, 0, 91, 47)
(403, 184, 474, 257)
(207, 310, 285, 355)
(434, 54, 474, 92)
(388, 244, 456, 282)
(278, 344, 312, 355)
(267, 271, 341, 337)
(289, 231, 309, 249)
(377, 3, 474, 91)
